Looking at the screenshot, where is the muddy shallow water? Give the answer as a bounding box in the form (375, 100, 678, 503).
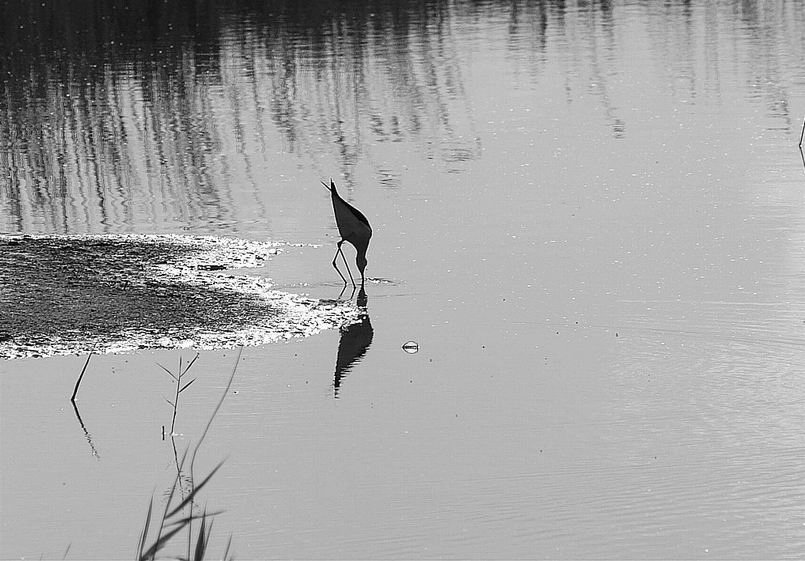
(2, 0, 805, 559)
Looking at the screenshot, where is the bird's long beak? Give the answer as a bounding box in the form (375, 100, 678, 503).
(320, 180, 330, 191)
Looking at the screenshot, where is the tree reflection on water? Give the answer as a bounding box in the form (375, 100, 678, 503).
(0, 0, 492, 232)
(0, 0, 802, 232)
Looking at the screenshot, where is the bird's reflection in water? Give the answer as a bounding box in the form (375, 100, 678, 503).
(333, 287, 373, 398)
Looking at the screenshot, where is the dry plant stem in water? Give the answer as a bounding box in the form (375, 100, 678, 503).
(160, 353, 200, 436)
(70, 352, 93, 403)
(800, 118, 804, 147)
(137, 348, 242, 561)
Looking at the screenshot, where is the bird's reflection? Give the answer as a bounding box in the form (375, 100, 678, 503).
(333, 287, 373, 398)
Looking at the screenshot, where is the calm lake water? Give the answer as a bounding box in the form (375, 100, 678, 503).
(2, 0, 805, 558)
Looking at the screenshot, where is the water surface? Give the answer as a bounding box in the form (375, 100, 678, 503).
(2, 0, 805, 559)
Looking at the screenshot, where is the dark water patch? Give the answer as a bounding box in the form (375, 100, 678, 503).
(0, 234, 358, 359)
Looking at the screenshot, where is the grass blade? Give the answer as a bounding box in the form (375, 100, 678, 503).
(182, 353, 200, 376)
(139, 522, 187, 561)
(157, 362, 178, 381)
(166, 461, 224, 519)
(165, 510, 224, 527)
(136, 497, 154, 559)
(189, 348, 241, 480)
(222, 534, 233, 561)
(179, 378, 197, 394)
(152, 451, 187, 555)
(193, 509, 208, 561)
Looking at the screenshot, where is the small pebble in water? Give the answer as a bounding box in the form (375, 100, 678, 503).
(402, 340, 419, 353)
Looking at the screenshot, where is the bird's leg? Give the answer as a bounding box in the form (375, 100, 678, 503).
(332, 243, 348, 286)
(338, 244, 356, 288)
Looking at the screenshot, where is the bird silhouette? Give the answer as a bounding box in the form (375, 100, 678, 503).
(322, 179, 372, 288)
(333, 287, 373, 398)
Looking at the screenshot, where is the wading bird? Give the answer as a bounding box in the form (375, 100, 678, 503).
(322, 179, 372, 288)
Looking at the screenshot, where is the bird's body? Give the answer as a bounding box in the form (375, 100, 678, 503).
(324, 179, 372, 287)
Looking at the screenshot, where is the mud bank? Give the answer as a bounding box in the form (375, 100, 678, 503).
(0, 234, 359, 359)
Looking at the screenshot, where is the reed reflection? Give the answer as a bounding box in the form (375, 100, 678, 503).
(799, 120, 805, 174)
(1, 0, 803, 233)
(332, 287, 373, 398)
(71, 400, 101, 460)
(0, 0, 485, 233)
(69, 353, 101, 458)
